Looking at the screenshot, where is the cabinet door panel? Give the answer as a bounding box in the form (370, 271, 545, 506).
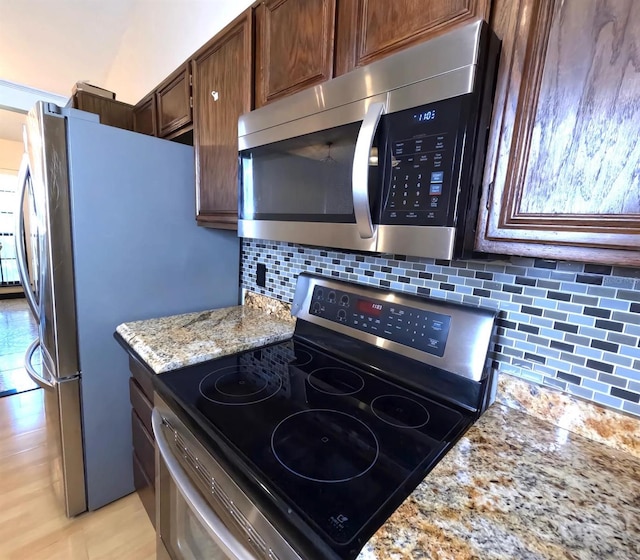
(157, 63, 192, 138)
(255, 0, 336, 107)
(133, 93, 156, 136)
(193, 12, 252, 228)
(478, 0, 640, 265)
(336, 0, 491, 74)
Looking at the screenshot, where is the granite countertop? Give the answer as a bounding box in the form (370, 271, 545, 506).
(116, 301, 295, 373)
(117, 297, 640, 559)
(358, 403, 640, 560)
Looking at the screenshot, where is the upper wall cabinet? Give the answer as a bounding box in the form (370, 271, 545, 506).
(132, 65, 192, 141)
(133, 93, 156, 136)
(476, 0, 640, 266)
(192, 10, 253, 229)
(157, 63, 193, 138)
(254, 0, 337, 108)
(335, 0, 491, 75)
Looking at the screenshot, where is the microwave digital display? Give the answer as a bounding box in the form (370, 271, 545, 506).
(413, 110, 436, 122)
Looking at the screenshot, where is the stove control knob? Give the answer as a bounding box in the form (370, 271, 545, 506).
(340, 294, 350, 307)
(337, 309, 347, 322)
(328, 291, 336, 303)
(312, 302, 322, 314)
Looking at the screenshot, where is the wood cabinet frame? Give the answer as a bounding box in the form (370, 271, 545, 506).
(157, 63, 193, 138)
(476, 0, 640, 266)
(192, 10, 253, 229)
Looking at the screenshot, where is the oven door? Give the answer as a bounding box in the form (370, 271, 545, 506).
(238, 99, 387, 253)
(152, 398, 303, 560)
(154, 412, 255, 560)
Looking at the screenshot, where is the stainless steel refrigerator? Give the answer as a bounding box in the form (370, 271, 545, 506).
(14, 101, 240, 517)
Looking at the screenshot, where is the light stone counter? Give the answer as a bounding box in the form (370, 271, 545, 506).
(116, 292, 640, 560)
(116, 293, 295, 373)
(358, 403, 640, 560)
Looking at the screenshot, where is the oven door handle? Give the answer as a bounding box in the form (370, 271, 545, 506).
(352, 101, 385, 240)
(152, 409, 256, 560)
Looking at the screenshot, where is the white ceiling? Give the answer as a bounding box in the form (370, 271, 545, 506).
(0, 0, 138, 142)
(0, 0, 251, 145)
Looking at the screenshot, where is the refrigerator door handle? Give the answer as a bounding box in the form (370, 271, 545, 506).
(15, 154, 40, 321)
(24, 338, 53, 389)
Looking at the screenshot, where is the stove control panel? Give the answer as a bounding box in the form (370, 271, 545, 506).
(310, 285, 450, 357)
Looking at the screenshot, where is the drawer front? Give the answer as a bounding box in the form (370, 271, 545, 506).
(132, 409, 155, 483)
(133, 452, 156, 527)
(130, 377, 153, 436)
(129, 355, 155, 401)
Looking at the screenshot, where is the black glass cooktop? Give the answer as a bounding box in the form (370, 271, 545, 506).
(156, 337, 471, 555)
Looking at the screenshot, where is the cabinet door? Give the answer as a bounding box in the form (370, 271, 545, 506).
(133, 93, 157, 136)
(192, 11, 253, 228)
(254, 0, 336, 108)
(73, 91, 134, 130)
(335, 0, 491, 75)
(477, 0, 640, 266)
(157, 63, 192, 138)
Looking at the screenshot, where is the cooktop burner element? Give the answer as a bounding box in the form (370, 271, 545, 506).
(291, 349, 313, 366)
(154, 273, 497, 559)
(308, 367, 365, 395)
(199, 365, 282, 405)
(371, 395, 430, 429)
(271, 409, 379, 483)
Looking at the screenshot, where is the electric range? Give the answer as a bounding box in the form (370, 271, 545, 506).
(152, 273, 497, 560)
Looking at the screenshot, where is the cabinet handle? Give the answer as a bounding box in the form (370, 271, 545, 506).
(485, 181, 494, 210)
(211, 90, 219, 101)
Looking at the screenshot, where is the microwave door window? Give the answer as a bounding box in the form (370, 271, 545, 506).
(241, 122, 363, 223)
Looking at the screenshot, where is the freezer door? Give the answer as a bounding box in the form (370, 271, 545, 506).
(24, 338, 86, 516)
(25, 102, 80, 380)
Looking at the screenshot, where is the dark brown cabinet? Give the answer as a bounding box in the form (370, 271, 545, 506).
(335, 0, 491, 75)
(192, 10, 253, 228)
(71, 91, 134, 130)
(476, 0, 640, 266)
(157, 63, 193, 139)
(132, 93, 157, 136)
(254, 0, 336, 108)
(132, 65, 192, 140)
(128, 356, 156, 527)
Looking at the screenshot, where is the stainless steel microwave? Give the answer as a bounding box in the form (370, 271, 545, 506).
(238, 21, 500, 260)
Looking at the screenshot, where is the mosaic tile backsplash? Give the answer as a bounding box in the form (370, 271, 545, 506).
(240, 239, 640, 419)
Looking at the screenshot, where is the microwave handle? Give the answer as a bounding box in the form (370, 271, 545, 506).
(352, 102, 385, 239)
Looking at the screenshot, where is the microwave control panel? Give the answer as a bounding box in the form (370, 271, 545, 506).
(309, 285, 450, 357)
(381, 96, 466, 226)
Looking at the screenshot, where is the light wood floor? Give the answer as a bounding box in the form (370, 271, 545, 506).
(0, 389, 156, 559)
(0, 298, 39, 396)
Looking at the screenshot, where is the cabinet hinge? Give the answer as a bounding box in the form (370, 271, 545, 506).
(485, 181, 494, 210)
(190, 96, 193, 108)
(189, 74, 192, 87)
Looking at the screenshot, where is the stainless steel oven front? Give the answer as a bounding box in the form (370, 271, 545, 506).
(153, 394, 302, 560)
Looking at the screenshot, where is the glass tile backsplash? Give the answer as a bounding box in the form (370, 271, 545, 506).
(241, 239, 640, 419)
